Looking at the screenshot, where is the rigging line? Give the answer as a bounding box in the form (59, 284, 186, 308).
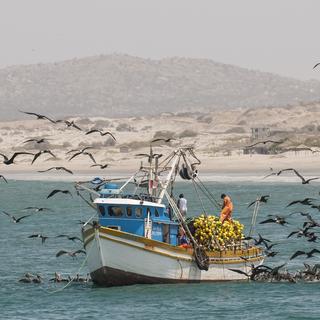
(192, 179, 207, 216)
(158, 150, 177, 170)
(195, 177, 221, 209)
(193, 178, 220, 210)
(193, 179, 220, 210)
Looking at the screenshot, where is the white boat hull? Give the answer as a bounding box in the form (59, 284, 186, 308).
(83, 226, 264, 286)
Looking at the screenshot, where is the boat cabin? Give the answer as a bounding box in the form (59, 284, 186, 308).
(95, 183, 179, 245)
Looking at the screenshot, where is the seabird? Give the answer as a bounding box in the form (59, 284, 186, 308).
(56, 249, 86, 258)
(1, 211, 30, 223)
(38, 166, 73, 175)
(47, 189, 73, 199)
(19, 110, 56, 123)
(85, 129, 116, 140)
(0, 152, 34, 165)
(31, 150, 56, 165)
(247, 195, 270, 208)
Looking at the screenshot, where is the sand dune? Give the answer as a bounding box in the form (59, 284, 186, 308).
(1, 103, 320, 181)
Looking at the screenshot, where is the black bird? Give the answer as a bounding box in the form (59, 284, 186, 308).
(23, 206, 53, 213)
(313, 62, 320, 69)
(302, 213, 320, 228)
(259, 215, 288, 226)
(135, 153, 163, 163)
(264, 242, 278, 251)
(90, 163, 109, 169)
(247, 195, 270, 208)
(19, 110, 56, 123)
(265, 251, 278, 257)
(290, 249, 320, 260)
(23, 138, 49, 144)
(38, 166, 73, 175)
(85, 129, 116, 140)
(0, 175, 8, 183)
(1, 211, 30, 223)
(66, 147, 93, 155)
(69, 151, 96, 164)
(28, 234, 49, 244)
(278, 168, 320, 184)
(246, 140, 283, 148)
(0, 152, 34, 165)
(286, 198, 316, 207)
(243, 234, 271, 246)
(57, 120, 82, 130)
(31, 150, 56, 165)
(151, 138, 175, 143)
(228, 268, 250, 278)
(287, 227, 312, 239)
(55, 235, 83, 242)
(56, 249, 86, 258)
(47, 189, 73, 199)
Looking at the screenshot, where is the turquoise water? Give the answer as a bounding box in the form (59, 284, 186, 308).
(1, 180, 320, 320)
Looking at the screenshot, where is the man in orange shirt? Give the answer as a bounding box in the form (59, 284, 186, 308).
(220, 194, 233, 223)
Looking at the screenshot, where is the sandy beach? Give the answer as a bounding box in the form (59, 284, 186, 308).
(1, 105, 320, 182)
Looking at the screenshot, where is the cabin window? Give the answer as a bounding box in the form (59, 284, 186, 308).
(146, 208, 151, 217)
(135, 207, 142, 217)
(155, 208, 160, 217)
(108, 206, 123, 217)
(126, 207, 132, 217)
(98, 206, 106, 216)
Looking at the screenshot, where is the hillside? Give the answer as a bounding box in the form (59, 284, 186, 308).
(1, 54, 320, 120)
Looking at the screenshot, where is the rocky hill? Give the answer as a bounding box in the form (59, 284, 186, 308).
(1, 54, 320, 120)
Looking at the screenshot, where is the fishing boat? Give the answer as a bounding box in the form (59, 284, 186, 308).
(79, 147, 264, 286)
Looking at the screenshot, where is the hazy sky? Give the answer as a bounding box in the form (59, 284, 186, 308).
(0, 0, 319, 80)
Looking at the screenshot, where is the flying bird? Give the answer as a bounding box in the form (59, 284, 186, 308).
(246, 140, 283, 148)
(90, 163, 109, 169)
(259, 215, 288, 226)
(286, 198, 316, 207)
(22, 206, 53, 213)
(0, 175, 8, 183)
(19, 110, 56, 123)
(56, 249, 86, 258)
(23, 138, 49, 144)
(0, 152, 34, 165)
(47, 189, 73, 199)
(313, 62, 320, 69)
(277, 168, 319, 184)
(57, 120, 82, 131)
(151, 138, 176, 143)
(28, 234, 49, 244)
(69, 151, 96, 164)
(247, 195, 270, 208)
(38, 166, 73, 175)
(135, 153, 163, 163)
(55, 235, 83, 242)
(66, 146, 93, 155)
(85, 129, 116, 140)
(290, 249, 320, 260)
(31, 150, 56, 165)
(1, 211, 30, 223)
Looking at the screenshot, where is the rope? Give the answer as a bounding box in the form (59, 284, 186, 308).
(192, 179, 208, 216)
(47, 243, 93, 294)
(193, 179, 220, 211)
(195, 178, 221, 210)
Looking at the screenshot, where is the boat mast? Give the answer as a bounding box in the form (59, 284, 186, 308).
(156, 149, 180, 204)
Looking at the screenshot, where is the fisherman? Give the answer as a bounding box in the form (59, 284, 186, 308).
(220, 193, 233, 223)
(177, 193, 187, 218)
(178, 227, 190, 248)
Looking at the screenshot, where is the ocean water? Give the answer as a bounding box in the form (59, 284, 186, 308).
(1, 179, 320, 320)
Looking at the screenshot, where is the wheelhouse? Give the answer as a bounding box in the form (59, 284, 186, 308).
(95, 183, 179, 245)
